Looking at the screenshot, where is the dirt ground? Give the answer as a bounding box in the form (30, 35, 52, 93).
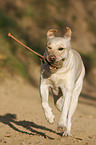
(0, 71, 96, 145)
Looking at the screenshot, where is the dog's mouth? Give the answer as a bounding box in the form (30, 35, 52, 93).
(49, 66, 56, 70)
(45, 58, 64, 70)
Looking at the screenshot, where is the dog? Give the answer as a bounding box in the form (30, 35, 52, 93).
(40, 27, 85, 136)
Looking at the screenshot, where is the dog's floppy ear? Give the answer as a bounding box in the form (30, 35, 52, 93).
(47, 29, 57, 40)
(64, 27, 72, 40)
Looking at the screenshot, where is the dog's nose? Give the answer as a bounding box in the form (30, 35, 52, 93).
(48, 55, 56, 63)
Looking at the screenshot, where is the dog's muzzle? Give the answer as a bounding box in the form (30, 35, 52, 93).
(48, 55, 56, 63)
(45, 56, 64, 73)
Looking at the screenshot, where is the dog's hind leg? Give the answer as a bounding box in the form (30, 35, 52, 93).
(52, 87, 63, 112)
(56, 96, 63, 112)
(40, 81, 55, 124)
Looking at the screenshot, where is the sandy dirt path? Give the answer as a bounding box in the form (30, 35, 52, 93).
(0, 75, 96, 145)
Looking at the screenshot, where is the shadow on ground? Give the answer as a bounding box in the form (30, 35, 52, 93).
(0, 113, 62, 140)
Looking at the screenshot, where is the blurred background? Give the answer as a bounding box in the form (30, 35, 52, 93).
(0, 1, 96, 144)
(0, 0, 96, 102)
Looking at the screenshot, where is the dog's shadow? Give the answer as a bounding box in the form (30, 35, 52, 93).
(0, 113, 61, 140)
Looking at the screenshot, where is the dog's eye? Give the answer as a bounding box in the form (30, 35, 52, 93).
(58, 48, 64, 51)
(47, 47, 52, 50)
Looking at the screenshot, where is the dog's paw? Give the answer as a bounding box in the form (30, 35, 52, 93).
(48, 113, 55, 124)
(57, 124, 66, 131)
(62, 130, 72, 137)
(57, 120, 67, 131)
(44, 110, 55, 124)
(46, 113, 55, 124)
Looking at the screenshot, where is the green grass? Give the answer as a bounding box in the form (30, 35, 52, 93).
(81, 49, 96, 74)
(12, 58, 28, 78)
(0, 1, 95, 79)
(88, 20, 96, 37)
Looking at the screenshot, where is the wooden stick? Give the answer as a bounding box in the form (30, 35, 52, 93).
(8, 33, 45, 60)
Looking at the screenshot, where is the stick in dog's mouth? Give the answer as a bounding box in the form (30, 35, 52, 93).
(45, 58, 64, 70)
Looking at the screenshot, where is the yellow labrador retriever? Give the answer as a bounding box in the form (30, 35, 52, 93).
(40, 27, 85, 136)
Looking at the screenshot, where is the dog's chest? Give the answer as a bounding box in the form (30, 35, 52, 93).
(47, 73, 66, 89)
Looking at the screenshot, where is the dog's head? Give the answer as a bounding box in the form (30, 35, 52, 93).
(45, 27, 72, 70)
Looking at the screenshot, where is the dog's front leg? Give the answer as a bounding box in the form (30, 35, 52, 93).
(40, 81, 55, 124)
(58, 87, 72, 136)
